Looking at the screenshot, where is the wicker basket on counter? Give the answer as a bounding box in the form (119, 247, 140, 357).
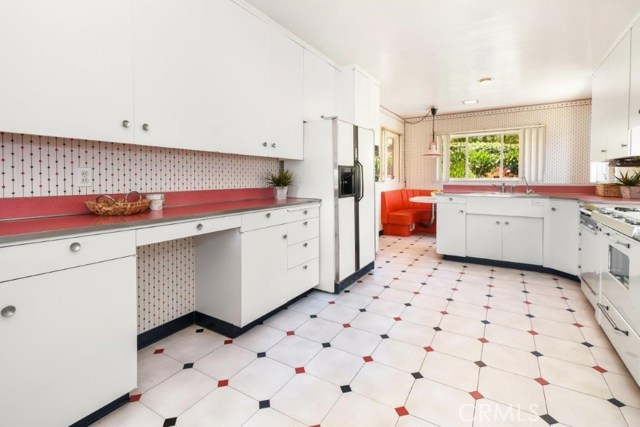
(85, 191, 151, 216)
(595, 183, 621, 197)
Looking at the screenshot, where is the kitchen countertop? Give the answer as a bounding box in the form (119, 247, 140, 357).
(435, 191, 640, 204)
(0, 197, 320, 245)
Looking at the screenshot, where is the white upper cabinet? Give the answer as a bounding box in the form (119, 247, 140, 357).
(591, 32, 632, 161)
(338, 65, 380, 130)
(0, 0, 134, 144)
(629, 25, 640, 156)
(303, 50, 339, 122)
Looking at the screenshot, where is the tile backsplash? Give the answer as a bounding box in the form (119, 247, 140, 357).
(1, 132, 280, 333)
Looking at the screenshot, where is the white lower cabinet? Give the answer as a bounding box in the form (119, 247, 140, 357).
(435, 199, 466, 257)
(0, 256, 137, 427)
(466, 214, 543, 265)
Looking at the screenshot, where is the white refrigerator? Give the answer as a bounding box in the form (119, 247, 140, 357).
(285, 118, 375, 293)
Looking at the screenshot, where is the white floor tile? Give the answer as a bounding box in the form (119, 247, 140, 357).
(263, 309, 310, 331)
(317, 303, 360, 324)
(242, 408, 305, 427)
(133, 353, 183, 394)
(439, 313, 485, 339)
(372, 338, 426, 372)
(304, 347, 364, 385)
(531, 317, 584, 343)
(379, 287, 415, 303)
(539, 356, 612, 399)
(396, 415, 439, 427)
(230, 358, 294, 401)
(350, 311, 395, 334)
(350, 362, 414, 407)
(478, 367, 545, 413)
(366, 298, 407, 317)
(431, 330, 482, 361)
(400, 306, 443, 327)
(533, 334, 596, 366)
(161, 329, 226, 363)
(484, 324, 536, 352)
(322, 392, 399, 427)
(420, 351, 480, 392)
(334, 292, 374, 309)
(473, 399, 549, 426)
(270, 374, 341, 426)
(140, 369, 217, 418)
(405, 379, 474, 427)
(388, 320, 436, 347)
(195, 344, 256, 380)
(266, 335, 322, 367)
(234, 325, 286, 353)
(482, 342, 540, 378)
(604, 371, 640, 408)
(92, 402, 164, 427)
(411, 294, 449, 311)
(545, 384, 627, 427)
(590, 346, 631, 375)
(350, 282, 385, 296)
(294, 318, 343, 343)
(446, 301, 487, 321)
(331, 327, 382, 357)
(287, 297, 329, 315)
(486, 308, 532, 331)
(176, 386, 257, 427)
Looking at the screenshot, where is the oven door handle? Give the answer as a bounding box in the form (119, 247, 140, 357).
(597, 303, 630, 336)
(602, 232, 632, 249)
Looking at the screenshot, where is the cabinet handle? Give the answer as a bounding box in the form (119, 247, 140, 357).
(601, 149, 607, 153)
(448, 197, 453, 201)
(142, 123, 150, 131)
(69, 242, 82, 252)
(262, 142, 268, 147)
(597, 303, 629, 336)
(283, 234, 288, 239)
(196, 223, 203, 231)
(621, 144, 629, 148)
(303, 221, 308, 226)
(458, 210, 464, 214)
(303, 265, 308, 270)
(1, 305, 16, 318)
(266, 213, 271, 218)
(122, 120, 130, 128)
(495, 221, 501, 225)
(303, 243, 308, 247)
(551, 207, 556, 212)
(504, 221, 510, 226)
(271, 143, 277, 148)
(303, 210, 308, 215)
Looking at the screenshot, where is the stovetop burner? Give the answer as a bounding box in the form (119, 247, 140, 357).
(615, 207, 640, 212)
(626, 218, 640, 225)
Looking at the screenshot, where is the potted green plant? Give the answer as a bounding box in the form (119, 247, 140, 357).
(614, 170, 640, 199)
(266, 169, 294, 200)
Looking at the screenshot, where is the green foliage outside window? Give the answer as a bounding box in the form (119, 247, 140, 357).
(448, 133, 519, 179)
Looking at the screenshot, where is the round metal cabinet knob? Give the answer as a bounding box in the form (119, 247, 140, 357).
(263, 142, 268, 147)
(122, 120, 130, 128)
(196, 223, 203, 231)
(303, 265, 308, 270)
(495, 221, 501, 225)
(283, 234, 288, 239)
(1, 305, 16, 318)
(69, 242, 82, 252)
(459, 210, 464, 214)
(505, 221, 510, 226)
(303, 210, 308, 215)
(142, 123, 150, 131)
(266, 213, 271, 218)
(448, 197, 453, 201)
(551, 207, 556, 212)
(271, 143, 276, 148)
(303, 243, 308, 247)
(303, 221, 308, 226)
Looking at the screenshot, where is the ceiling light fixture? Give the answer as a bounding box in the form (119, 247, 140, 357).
(478, 77, 493, 84)
(423, 106, 441, 157)
(462, 99, 479, 105)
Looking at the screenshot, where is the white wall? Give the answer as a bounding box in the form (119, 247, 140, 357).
(404, 100, 592, 189)
(375, 108, 405, 232)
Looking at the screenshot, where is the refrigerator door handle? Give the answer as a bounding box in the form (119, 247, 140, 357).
(355, 161, 364, 202)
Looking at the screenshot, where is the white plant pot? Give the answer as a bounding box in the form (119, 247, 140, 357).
(620, 186, 640, 199)
(274, 186, 288, 200)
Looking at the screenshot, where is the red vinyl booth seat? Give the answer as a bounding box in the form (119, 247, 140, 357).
(381, 189, 437, 236)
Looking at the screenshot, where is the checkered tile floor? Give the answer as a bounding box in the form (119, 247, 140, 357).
(94, 235, 640, 427)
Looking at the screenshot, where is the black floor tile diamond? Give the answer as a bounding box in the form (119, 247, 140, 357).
(433, 327, 442, 331)
(384, 285, 390, 288)
(322, 342, 331, 348)
(195, 328, 204, 333)
(183, 363, 194, 369)
(340, 385, 352, 393)
(310, 314, 318, 318)
(566, 308, 576, 313)
(540, 414, 558, 425)
(259, 400, 270, 409)
(163, 418, 177, 427)
(526, 314, 535, 318)
(257, 352, 266, 358)
(359, 308, 367, 312)
(411, 372, 423, 379)
(475, 361, 487, 368)
(581, 342, 594, 348)
(344, 290, 350, 293)
(405, 303, 412, 306)
(531, 351, 543, 357)
(446, 298, 454, 302)
(608, 398, 625, 408)
(380, 334, 389, 339)
(522, 290, 530, 294)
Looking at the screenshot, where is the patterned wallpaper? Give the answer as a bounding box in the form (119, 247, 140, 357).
(0, 131, 280, 333)
(404, 100, 592, 189)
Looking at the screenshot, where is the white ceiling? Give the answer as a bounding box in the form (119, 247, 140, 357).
(245, 0, 640, 117)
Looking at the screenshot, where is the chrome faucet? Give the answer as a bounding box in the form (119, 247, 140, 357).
(492, 183, 507, 193)
(522, 176, 535, 194)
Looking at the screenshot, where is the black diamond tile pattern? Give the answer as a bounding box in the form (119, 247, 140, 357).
(163, 418, 178, 427)
(310, 314, 318, 318)
(526, 314, 535, 318)
(359, 308, 367, 312)
(411, 372, 423, 379)
(481, 320, 490, 324)
(380, 334, 389, 339)
(433, 327, 442, 331)
(581, 342, 594, 348)
(195, 328, 204, 333)
(475, 361, 487, 368)
(531, 351, 543, 357)
(608, 398, 625, 408)
(257, 352, 266, 358)
(340, 385, 352, 393)
(183, 363, 194, 369)
(322, 342, 331, 348)
(540, 414, 558, 425)
(259, 400, 270, 409)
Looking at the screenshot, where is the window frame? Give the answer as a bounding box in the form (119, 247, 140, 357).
(377, 128, 402, 183)
(444, 129, 522, 182)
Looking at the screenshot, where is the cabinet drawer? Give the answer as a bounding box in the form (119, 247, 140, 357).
(436, 195, 466, 205)
(241, 209, 288, 232)
(597, 295, 640, 383)
(288, 217, 319, 245)
(137, 215, 241, 246)
(287, 257, 319, 299)
(0, 231, 135, 283)
(287, 205, 319, 222)
(288, 238, 319, 268)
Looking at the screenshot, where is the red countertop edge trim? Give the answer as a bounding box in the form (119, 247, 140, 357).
(443, 184, 596, 195)
(0, 188, 273, 220)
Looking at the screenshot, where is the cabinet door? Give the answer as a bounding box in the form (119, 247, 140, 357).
(267, 28, 304, 160)
(591, 65, 608, 162)
(357, 127, 376, 268)
(241, 224, 288, 326)
(0, 0, 134, 143)
(466, 214, 502, 261)
(502, 216, 544, 265)
(630, 25, 640, 156)
(0, 257, 136, 427)
(601, 32, 631, 160)
(303, 50, 338, 121)
(436, 203, 466, 257)
(545, 200, 579, 275)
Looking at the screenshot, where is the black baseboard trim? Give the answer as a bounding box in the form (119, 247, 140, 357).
(443, 255, 580, 283)
(70, 394, 129, 427)
(378, 230, 384, 236)
(137, 312, 196, 350)
(335, 261, 376, 293)
(196, 289, 313, 338)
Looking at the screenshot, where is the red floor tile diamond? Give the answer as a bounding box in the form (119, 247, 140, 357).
(357, 280, 363, 283)
(561, 296, 569, 300)
(394, 317, 402, 321)
(440, 311, 448, 315)
(129, 394, 142, 402)
(395, 406, 409, 416)
(286, 331, 295, 336)
(424, 346, 435, 352)
(593, 366, 608, 373)
(224, 339, 233, 345)
(452, 288, 459, 291)
(523, 301, 532, 305)
(373, 296, 380, 299)
(535, 377, 549, 386)
(328, 301, 336, 304)
(469, 391, 484, 400)
(487, 284, 494, 288)
(483, 305, 492, 310)
(343, 323, 351, 328)
(478, 338, 489, 343)
(295, 367, 306, 374)
(154, 349, 164, 354)
(528, 330, 539, 335)
(363, 356, 374, 362)
(413, 291, 420, 295)
(573, 323, 583, 328)
(218, 379, 229, 387)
